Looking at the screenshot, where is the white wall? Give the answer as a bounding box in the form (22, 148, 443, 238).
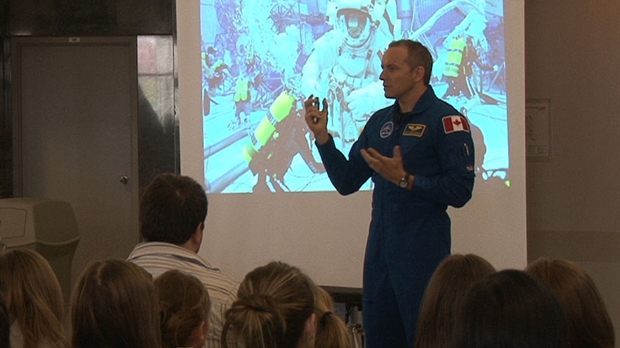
(525, 1, 620, 345)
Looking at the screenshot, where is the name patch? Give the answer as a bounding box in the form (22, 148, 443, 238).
(403, 124, 426, 137)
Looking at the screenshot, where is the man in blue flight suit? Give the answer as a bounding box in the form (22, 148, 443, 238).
(303, 39, 475, 347)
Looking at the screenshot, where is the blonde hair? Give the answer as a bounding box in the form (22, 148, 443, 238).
(525, 258, 615, 348)
(222, 261, 315, 348)
(71, 259, 161, 348)
(0, 248, 66, 348)
(155, 270, 211, 347)
(312, 285, 353, 348)
(415, 254, 496, 348)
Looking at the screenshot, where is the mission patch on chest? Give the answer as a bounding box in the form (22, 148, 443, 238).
(403, 123, 427, 137)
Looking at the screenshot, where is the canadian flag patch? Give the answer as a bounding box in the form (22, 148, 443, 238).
(442, 115, 470, 134)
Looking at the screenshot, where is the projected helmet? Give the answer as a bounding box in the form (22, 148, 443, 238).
(336, 0, 375, 48)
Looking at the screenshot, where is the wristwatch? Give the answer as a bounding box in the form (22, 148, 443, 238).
(398, 173, 410, 189)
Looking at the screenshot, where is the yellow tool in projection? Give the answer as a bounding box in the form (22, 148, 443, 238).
(242, 90, 296, 164)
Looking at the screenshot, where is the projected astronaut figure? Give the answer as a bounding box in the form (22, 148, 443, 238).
(203, 46, 230, 95)
(203, 45, 233, 115)
(441, 2, 498, 103)
(302, 0, 393, 154)
(232, 45, 259, 128)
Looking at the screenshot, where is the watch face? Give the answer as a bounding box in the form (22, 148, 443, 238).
(399, 179, 408, 188)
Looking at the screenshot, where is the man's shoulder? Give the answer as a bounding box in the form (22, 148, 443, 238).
(437, 98, 462, 115)
(127, 242, 239, 298)
(374, 102, 394, 114)
(368, 104, 394, 123)
(427, 88, 461, 115)
(420, 97, 462, 126)
(127, 241, 187, 260)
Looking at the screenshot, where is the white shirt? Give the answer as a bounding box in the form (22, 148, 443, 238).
(127, 242, 240, 348)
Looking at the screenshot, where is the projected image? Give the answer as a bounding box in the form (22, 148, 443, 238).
(201, 0, 507, 193)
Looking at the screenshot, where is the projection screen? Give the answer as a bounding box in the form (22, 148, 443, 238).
(177, 0, 526, 287)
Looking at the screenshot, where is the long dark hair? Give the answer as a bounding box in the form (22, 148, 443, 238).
(453, 269, 570, 348)
(71, 259, 161, 348)
(415, 254, 496, 348)
(155, 270, 211, 347)
(526, 258, 615, 348)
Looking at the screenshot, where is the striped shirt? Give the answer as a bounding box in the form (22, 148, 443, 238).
(127, 242, 240, 348)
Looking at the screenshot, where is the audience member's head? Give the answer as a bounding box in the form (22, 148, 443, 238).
(0, 286, 10, 348)
(155, 270, 211, 348)
(312, 284, 353, 348)
(221, 261, 316, 348)
(140, 173, 208, 250)
(71, 259, 161, 348)
(453, 269, 569, 348)
(525, 257, 615, 348)
(0, 248, 66, 348)
(415, 253, 496, 348)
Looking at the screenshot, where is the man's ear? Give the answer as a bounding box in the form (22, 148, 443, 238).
(191, 221, 204, 252)
(412, 65, 425, 83)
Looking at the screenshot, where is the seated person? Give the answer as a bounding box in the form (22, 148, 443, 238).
(312, 284, 353, 348)
(71, 259, 161, 348)
(127, 173, 239, 348)
(0, 248, 66, 348)
(221, 261, 316, 348)
(415, 254, 496, 348)
(525, 257, 615, 348)
(155, 270, 211, 348)
(453, 269, 569, 348)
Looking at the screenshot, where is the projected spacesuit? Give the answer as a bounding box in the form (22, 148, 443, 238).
(202, 46, 231, 116)
(232, 46, 260, 128)
(203, 46, 230, 95)
(442, 1, 498, 102)
(302, 0, 393, 154)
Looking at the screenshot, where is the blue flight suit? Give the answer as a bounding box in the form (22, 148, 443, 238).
(316, 86, 475, 347)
